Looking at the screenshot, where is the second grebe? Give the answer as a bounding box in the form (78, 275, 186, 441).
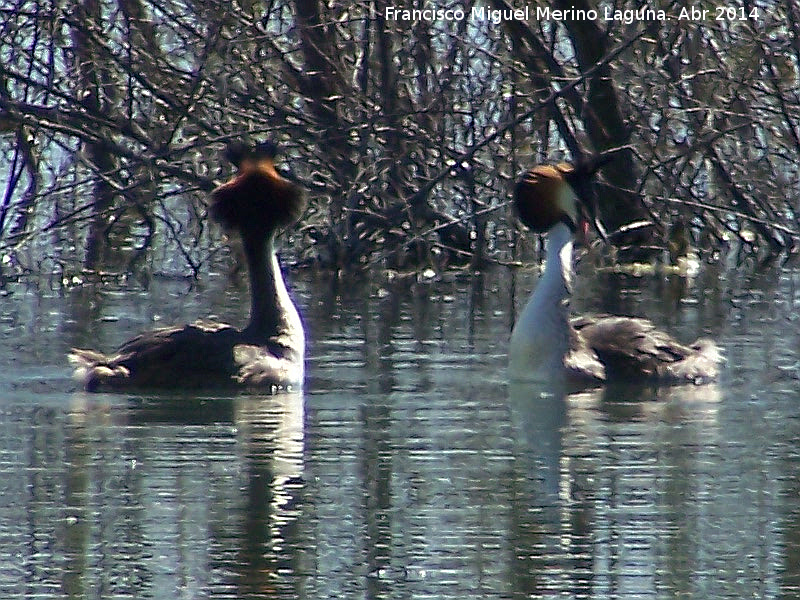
(508, 160, 721, 386)
(70, 140, 306, 391)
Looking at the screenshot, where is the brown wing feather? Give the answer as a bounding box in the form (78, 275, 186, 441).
(572, 315, 720, 383)
(565, 322, 606, 383)
(70, 321, 302, 390)
(71, 322, 240, 389)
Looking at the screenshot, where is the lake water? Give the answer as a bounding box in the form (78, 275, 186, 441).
(1, 259, 800, 599)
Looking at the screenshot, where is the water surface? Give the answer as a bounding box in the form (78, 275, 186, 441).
(1, 262, 800, 599)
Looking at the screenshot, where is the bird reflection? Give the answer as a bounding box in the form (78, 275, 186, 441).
(506, 381, 721, 597)
(234, 392, 305, 598)
(64, 391, 306, 599)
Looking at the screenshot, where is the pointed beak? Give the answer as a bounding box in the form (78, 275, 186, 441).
(574, 216, 590, 246)
(566, 154, 613, 243)
(569, 176, 607, 243)
(584, 190, 608, 243)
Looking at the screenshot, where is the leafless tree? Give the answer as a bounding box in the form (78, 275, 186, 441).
(1, 0, 798, 278)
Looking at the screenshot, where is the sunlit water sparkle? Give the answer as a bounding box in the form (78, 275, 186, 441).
(1, 262, 800, 599)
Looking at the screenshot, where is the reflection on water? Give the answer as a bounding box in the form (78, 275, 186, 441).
(1, 264, 800, 599)
(1, 392, 305, 599)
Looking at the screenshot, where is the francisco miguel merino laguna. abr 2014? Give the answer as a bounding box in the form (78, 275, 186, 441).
(383, 5, 671, 24)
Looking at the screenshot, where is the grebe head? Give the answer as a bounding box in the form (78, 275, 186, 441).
(211, 139, 305, 237)
(514, 156, 612, 238)
(514, 163, 581, 233)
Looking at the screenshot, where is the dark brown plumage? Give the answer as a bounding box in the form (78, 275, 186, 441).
(570, 315, 720, 384)
(210, 140, 305, 236)
(70, 139, 306, 392)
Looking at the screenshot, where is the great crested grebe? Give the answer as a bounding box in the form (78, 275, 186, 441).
(70, 140, 306, 391)
(508, 160, 721, 386)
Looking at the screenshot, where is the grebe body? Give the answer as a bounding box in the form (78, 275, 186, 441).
(508, 162, 721, 386)
(70, 140, 306, 392)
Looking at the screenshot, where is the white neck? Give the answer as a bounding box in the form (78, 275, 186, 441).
(508, 222, 574, 381)
(242, 234, 304, 352)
